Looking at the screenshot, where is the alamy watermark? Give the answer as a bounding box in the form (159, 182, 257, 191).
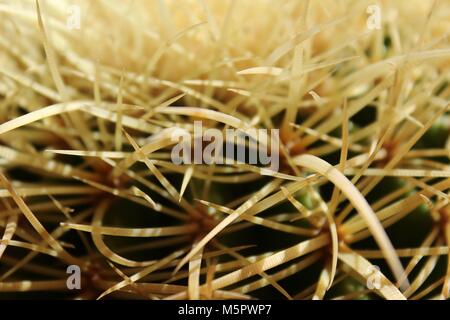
(66, 265, 81, 290)
(66, 4, 81, 30)
(170, 121, 280, 172)
(366, 4, 381, 30)
(365, 265, 383, 290)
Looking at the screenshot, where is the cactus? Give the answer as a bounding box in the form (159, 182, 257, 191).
(0, 0, 449, 300)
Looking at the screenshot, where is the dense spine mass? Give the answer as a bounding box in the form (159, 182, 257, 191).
(0, 0, 449, 300)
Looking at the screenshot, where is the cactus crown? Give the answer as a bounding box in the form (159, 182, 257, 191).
(0, 0, 449, 300)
